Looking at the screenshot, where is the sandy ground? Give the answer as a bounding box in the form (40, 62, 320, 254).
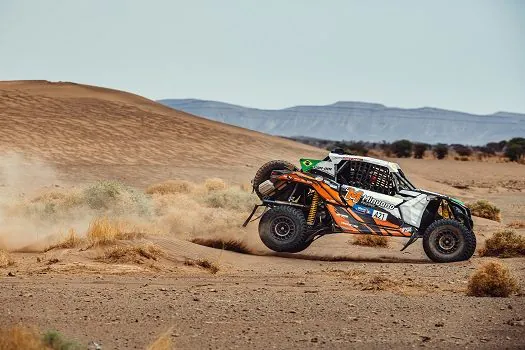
(1, 81, 524, 349)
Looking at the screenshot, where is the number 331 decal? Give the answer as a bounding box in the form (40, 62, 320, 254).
(372, 210, 388, 221)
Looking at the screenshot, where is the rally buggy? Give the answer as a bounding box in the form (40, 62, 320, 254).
(243, 150, 476, 263)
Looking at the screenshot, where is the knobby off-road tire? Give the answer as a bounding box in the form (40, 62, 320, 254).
(253, 160, 298, 199)
(423, 219, 476, 263)
(259, 206, 311, 253)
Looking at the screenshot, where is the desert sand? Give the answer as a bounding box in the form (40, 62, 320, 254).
(0, 81, 524, 349)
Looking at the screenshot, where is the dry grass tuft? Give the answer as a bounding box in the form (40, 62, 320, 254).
(479, 229, 525, 258)
(204, 178, 227, 192)
(87, 217, 145, 246)
(146, 180, 193, 195)
(467, 200, 501, 222)
(0, 249, 14, 268)
(467, 261, 520, 297)
(360, 275, 398, 291)
(352, 235, 389, 248)
(45, 229, 84, 251)
(341, 269, 367, 280)
(97, 244, 163, 264)
(507, 220, 525, 229)
(190, 237, 252, 254)
(0, 325, 47, 350)
(147, 327, 173, 350)
(184, 258, 220, 274)
(0, 326, 82, 350)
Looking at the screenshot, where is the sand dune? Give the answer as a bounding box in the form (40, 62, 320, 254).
(0, 80, 323, 186)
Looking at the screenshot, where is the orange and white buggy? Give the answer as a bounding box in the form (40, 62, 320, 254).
(243, 150, 476, 263)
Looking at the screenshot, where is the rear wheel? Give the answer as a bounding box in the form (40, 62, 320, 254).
(253, 160, 297, 199)
(259, 206, 310, 253)
(423, 219, 476, 263)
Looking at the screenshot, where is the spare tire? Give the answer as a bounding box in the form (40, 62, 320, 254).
(253, 160, 298, 199)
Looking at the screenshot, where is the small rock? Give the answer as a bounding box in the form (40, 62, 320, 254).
(159, 288, 168, 291)
(420, 336, 431, 342)
(193, 297, 200, 302)
(435, 322, 444, 327)
(7, 272, 15, 277)
(508, 320, 525, 327)
(508, 305, 513, 310)
(311, 337, 318, 343)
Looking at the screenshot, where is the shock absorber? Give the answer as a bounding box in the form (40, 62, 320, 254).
(307, 192, 320, 226)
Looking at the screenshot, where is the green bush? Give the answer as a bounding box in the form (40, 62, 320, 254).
(83, 180, 151, 216)
(390, 140, 412, 158)
(413, 143, 428, 159)
(504, 138, 525, 162)
(433, 143, 448, 159)
(454, 144, 473, 157)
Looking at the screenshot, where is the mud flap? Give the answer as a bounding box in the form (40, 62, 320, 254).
(242, 204, 264, 227)
(400, 231, 419, 251)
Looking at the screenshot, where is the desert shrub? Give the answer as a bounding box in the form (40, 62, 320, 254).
(190, 237, 252, 254)
(361, 275, 398, 291)
(184, 258, 220, 273)
(379, 141, 392, 157)
(467, 200, 501, 222)
(433, 143, 449, 159)
(86, 217, 145, 246)
(466, 261, 520, 297)
(453, 144, 473, 157)
(507, 220, 525, 229)
(0, 325, 45, 350)
(21, 189, 84, 222)
(505, 143, 525, 162)
(390, 140, 412, 158)
(413, 143, 428, 159)
(45, 229, 83, 251)
(97, 244, 162, 264)
(145, 180, 193, 195)
(42, 330, 83, 350)
(486, 141, 505, 153)
(352, 235, 388, 247)
(83, 180, 150, 216)
(204, 178, 227, 192)
(479, 229, 525, 257)
(335, 141, 369, 156)
(0, 249, 14, 268)
(479, 146, 496, 157)
(0, 326, 82, 350)
(203, 187, 258, 211)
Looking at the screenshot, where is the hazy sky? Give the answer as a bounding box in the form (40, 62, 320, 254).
(1, 0, 523, 114)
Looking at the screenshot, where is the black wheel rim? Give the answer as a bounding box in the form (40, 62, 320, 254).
(270, 216, 296, 241)
(434, 229, 460, 254)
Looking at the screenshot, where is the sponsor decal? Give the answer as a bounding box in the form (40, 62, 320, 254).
(300, 158, 322, 172)
(361, 194, 396, 210)
(344, 187, 364, 205)
(353, 204, 373, 215)
(372, 210, 388, 221)
(401, 227, 413, 233)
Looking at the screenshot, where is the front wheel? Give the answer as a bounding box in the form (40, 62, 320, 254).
(423, 219, 476, 263)
(259, 206, 310, 253)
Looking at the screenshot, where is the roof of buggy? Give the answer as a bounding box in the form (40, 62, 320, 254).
(328, 152, 401, 172)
